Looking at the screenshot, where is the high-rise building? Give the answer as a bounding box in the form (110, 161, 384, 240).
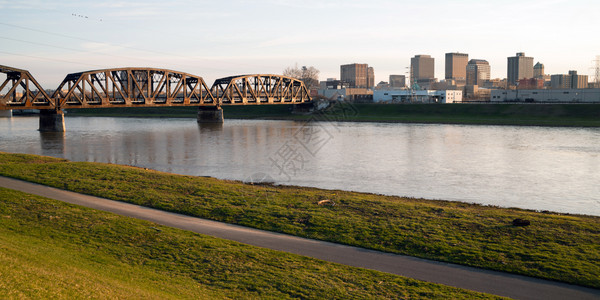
(550, 71, 588, 89)
(466, 59, 491, 86)
(340, 63, 373, 88)
(533, 62, 545, 79)
(367, 67, 375, 88)
(389, 75, 406, 88)
(550, 74, 570, 89)
(507, 52, 534, 85)
(411, 55, 435, 89)
(445, 52, 468, 85)
(569, 70, 588, 89)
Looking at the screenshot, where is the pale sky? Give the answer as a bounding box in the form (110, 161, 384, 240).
(1, 0, 599, 88)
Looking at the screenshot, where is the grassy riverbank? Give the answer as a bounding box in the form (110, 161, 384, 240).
(65, 103, 600, 127)
(1, 153, 599, 289)
(0, 188, 498, 299)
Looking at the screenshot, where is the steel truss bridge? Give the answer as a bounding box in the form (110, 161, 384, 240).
(0, 65, 312, 111)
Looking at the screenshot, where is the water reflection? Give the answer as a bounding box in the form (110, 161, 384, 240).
(1, 116, 599, 216)
(197, 122, 224, 132)
(40, 131, 66, 153)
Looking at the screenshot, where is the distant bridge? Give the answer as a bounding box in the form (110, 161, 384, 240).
(0, 65, 312, 131)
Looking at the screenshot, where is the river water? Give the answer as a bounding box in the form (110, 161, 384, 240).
(1, 116, 599, 216)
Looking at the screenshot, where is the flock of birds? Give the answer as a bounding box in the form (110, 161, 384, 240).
(72, 13, 102, 22)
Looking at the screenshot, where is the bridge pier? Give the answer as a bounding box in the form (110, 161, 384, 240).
(197, 106, 224, 123)
(292, 102, 315, 114)
(0, 110, 12, 118)
(39, 109, 65, 132)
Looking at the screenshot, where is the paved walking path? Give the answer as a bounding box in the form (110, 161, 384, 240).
(1, 176, 598, 300)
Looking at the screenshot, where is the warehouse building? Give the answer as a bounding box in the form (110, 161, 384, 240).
(490, 88, 600, 102)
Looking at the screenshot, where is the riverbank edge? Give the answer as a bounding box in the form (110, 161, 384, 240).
(0, 152, 599, 289)
(61, 103, 600, 127)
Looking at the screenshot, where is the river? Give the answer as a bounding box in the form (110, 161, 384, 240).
(1, 116, 599, 216)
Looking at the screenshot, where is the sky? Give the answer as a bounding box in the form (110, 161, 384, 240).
(1, 0, 599, 88)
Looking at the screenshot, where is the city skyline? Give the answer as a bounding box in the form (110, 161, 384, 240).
(1, 0, 599, 87)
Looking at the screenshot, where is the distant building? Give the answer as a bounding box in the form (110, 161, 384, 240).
(341, 63, 367, 88)
(507, 52, 534, 86)
(340, 63, 374, 89)
(569, 70, 588, 89)
(373, 89, 462, 103)
(518, 78, 544, 89)
(445, 52, 468, 86)
(533, 62, 545, 79)
(318, 78, 372, 101)
(389, 75, 406, 88)
(463, 85, 491, 101)
(491, 88, 600, 102)
(411, 55, 436, 89)
(367, 67, 375, 89)
(550, 74, 570, 89)
(550, 71, 588, 89)
(321, 79, 350, 90)
(483, 78, 507, 89)
(466, 59, 490, 86)
(375, 81, 390, 90)
(432, 79, 461, 91)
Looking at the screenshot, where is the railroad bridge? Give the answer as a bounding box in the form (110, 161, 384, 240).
(0, 65, 312, 131)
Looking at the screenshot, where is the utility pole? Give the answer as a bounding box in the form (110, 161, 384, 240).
(593, 55, 600, 88)
(406, 66, 415, 103)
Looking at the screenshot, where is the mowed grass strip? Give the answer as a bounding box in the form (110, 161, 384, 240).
(0, 188, 500, 299)
(0, 152, 599, 289)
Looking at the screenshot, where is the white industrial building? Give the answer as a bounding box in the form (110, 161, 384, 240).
(491, 88, 600, 103)
(373, 89, 462, 103)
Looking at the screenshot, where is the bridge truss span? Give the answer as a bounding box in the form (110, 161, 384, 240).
(0, 65, 53, 109)
(53, 68, 216, 108)
(0, 66, 313, 115)
(212, 74, 311, 105)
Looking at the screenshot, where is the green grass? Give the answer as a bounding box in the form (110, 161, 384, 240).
(0, 187, 501, 299)
(65, 103, 600, 127)
(1, 152, 599, 289)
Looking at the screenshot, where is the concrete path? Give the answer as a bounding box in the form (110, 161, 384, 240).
(1, 176, 598, 300)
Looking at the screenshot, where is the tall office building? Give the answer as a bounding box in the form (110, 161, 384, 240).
(550, 74, 570, 89)
(569, 70, 588, 89)
(411, 55, 435, 89)
(445, 52, 468, 85)
(340, 63, 372, 88)
(552, 71, 589, 89)
(507, 52, 534, 85)
(533, 62, 545, 79)
(389, 75, 406, 88)
(466, 59, 491, 86)
(367, 67, 375, 88)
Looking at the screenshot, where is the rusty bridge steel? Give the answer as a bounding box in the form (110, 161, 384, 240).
(212, 74, 311, 105)
(53, 67, 216, 109)
(0, 65, 53, 109)
(0, 66, 312, 111)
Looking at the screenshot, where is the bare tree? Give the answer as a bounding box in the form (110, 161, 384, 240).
(283, 63, 302, 79)
(283, 64, 320, 90)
